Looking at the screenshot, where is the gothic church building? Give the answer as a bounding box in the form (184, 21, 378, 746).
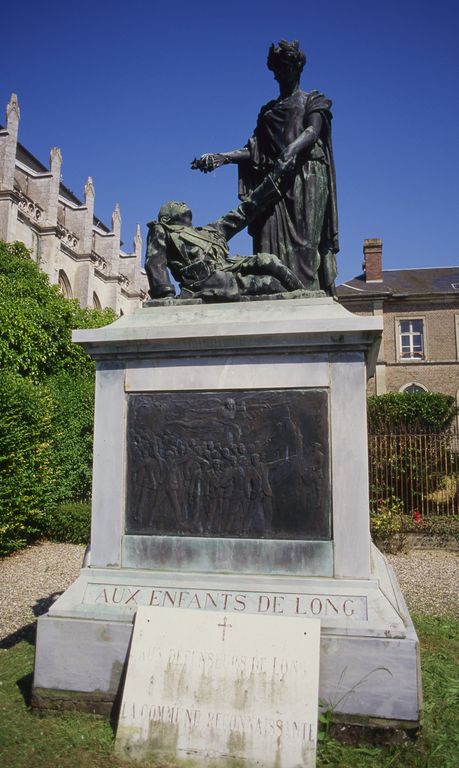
(0, 94, 148, 314)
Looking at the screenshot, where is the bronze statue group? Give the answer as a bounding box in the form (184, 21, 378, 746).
(146, 39, 339, 303)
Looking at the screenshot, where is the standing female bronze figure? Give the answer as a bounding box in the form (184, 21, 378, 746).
(193, 40, 339, 295)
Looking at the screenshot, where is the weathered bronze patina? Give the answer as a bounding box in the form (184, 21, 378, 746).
(125, 389, 331, 539)
(193, 39, 339, 295)
(145, 166, 306, 301)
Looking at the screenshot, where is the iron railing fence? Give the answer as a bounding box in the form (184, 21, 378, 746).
(368, 428, 459, 517)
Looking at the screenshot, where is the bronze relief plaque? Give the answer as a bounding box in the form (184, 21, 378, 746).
(125, 389, 331, 539)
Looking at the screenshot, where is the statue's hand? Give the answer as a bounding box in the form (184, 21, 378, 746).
(191, 154, 228, 173)
(278, 144, 297, 165)
(273, 152, 296, 180)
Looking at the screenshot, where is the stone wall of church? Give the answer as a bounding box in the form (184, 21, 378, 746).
(0, 94, 148, 314)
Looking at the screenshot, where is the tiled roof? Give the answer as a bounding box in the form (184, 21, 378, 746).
(338, 267, 459, 298)
(16, 141, 49, 174)
(11, 135, 111, 234)
(14, 139, 83, 205)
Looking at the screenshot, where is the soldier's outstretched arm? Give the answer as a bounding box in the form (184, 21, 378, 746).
(211, 206, 251, 242)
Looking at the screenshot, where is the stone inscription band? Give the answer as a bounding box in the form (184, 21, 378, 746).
(83, 583, 368, 620)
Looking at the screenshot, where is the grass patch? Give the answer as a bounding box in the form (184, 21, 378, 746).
(0, 642, 150, 768)
(0, 615, 457, 767)
(317, 614, 459, 767)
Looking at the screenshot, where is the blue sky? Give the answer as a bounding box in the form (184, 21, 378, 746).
(2, 0, 458, 283)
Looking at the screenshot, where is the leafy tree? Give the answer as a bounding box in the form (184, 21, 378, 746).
(0, 240, 115, 381)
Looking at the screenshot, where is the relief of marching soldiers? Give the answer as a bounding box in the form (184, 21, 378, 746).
(134, 431, 275, 536)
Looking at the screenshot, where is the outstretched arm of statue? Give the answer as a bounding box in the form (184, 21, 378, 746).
(214, 163, 297, 242)
(191, 148, 250, 173)
(277, 112, 323, 167)
(145, 224, 175, 299)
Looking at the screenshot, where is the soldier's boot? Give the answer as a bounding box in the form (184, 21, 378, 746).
(248, 253, 305, 292)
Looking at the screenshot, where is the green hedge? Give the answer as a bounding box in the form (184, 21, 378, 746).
(46, 502, 91, 544)
(47, 374, 95, 505)
(0, 240, 116, 555)
(0, 372, 54, 554)
(368, 392, 457, 432)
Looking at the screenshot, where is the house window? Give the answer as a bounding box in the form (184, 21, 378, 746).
(399, 319, 424, 360)
(400, 382, 428, 394)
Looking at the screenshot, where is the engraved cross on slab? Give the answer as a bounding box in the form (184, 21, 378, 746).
(217, 616, 232, 641)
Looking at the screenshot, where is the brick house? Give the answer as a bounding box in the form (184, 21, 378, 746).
(337, 239, 459, 401)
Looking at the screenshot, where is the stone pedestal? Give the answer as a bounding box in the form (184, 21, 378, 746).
(33, 297, 421, 730)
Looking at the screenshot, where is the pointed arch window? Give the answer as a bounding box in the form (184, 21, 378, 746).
(58, 270, 72, 298)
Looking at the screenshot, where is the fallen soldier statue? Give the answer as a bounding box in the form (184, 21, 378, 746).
(145, 162, 308, 302)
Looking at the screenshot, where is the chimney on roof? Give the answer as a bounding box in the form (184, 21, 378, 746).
(362, 238, 383, 282)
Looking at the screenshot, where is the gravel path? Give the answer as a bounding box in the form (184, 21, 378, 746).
(0, 541, 85, 647)
(0, 543, 457, 646)
(386, 550, 458, 618)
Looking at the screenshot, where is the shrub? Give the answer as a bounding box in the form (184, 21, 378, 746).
(0, 372, 55, 555)
(0, 239, 116, 554)
(47, 373, 95, 505)
(403, 514, 459, 538)
(370, 498, 406, 552)
(0, 371, 97, 554)
(46, 502, 91, 544)
(368, 392, 457, 432)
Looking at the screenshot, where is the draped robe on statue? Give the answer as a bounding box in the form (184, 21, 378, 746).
(238, 89, 339, 293)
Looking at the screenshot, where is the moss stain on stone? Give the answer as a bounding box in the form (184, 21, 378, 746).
(194, 671, 214, 705)
(109, 659, 123, 692)
(233, 674, 249, 710)
(227, 729, 246, 755)
(148, 720, 180, 752)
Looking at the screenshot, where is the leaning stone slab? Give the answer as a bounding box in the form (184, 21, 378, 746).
(115, 607, 320, 767)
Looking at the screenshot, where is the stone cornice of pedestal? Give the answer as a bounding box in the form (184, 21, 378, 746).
(73, 297, 383, 372)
